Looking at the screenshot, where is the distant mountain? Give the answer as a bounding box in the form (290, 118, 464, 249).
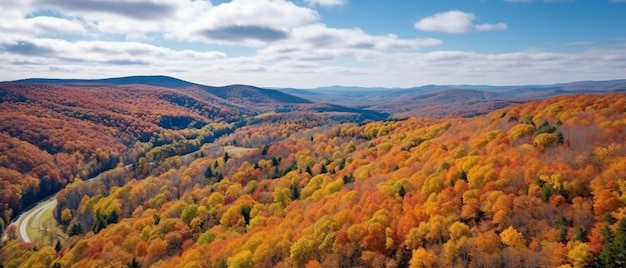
(15, 76, 311, 109)
(277, 79, 626, 117)
(14, 76, 626, 119)
(12, 75, 386, 121)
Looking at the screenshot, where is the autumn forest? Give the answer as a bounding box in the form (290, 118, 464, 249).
(1, 77, 626, 268)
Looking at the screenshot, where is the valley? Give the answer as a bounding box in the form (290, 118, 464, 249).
(1, 77, 625, 267)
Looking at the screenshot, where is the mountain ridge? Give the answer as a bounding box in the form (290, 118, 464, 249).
(11, 75, 626, 118)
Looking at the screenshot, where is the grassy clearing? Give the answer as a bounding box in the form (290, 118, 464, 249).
(224, 146, 257, 158)
(25, 201, 64, 245)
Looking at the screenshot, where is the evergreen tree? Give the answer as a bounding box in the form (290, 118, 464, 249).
(613, 219, 626, 266)
(55, 240, 62, 253)
(241, 206, 251, 225)
(290, 184, 300, 200)
(320, 163, 327, 174)
(398, 185, 406, 198)
(598, 225, 615, 267)
(127, 256, 141, 268)
(204, 166, 213, 178)
(69, 222, 84, 236)
(575, 227, 588, 242)
(107, 210, 119, 225)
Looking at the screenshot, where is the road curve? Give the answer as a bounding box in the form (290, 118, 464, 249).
(17, 197, 57, 243)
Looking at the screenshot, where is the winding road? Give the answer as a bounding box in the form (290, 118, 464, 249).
(15, 197, 57, 243)
(9, 131, 243, 243)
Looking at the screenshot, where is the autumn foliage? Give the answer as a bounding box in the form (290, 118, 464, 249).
(2, 92, 626, 267)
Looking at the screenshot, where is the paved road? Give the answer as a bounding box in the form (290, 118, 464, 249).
(16, 197, 57, 243)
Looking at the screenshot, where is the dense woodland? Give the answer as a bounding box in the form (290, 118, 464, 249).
(1, 92, 625, 267)
(0, 82, 253, 228)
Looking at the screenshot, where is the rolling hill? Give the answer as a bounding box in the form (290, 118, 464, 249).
(278, 79, 626, 117)
(0, 76, 388, 224)
(15, 76, 386, 120)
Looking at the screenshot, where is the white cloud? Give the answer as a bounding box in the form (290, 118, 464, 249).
(0, 16, 86, 36)
(304, 0, 347, 7)
(414, 10, 475, 33)
(415, 10, 507, 34)
(475, 22, 508, 31)
(0, 1, 623, 88)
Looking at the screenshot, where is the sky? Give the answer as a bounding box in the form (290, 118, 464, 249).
(1, 0, 626, 88)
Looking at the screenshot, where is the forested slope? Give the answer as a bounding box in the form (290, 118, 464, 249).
(2, 93, 626, 267)
(0, 82, 248, 225)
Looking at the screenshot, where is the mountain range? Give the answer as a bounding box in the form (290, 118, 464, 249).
(12, 76, 626, 118)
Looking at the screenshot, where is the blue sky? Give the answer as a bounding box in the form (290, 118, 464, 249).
(1, 0, 625, 87)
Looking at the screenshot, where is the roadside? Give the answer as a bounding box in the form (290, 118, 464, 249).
(14, 196, 63, 244)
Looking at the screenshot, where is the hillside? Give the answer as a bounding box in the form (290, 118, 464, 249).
(279, 79, 626, 117)
(14, 76, 386, 119)
(2, 93, 625, 267)
(0, 82, 252, 224)
(0, 77, 386, 227)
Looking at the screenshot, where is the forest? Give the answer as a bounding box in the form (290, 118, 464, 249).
(1, 82, 626, 267)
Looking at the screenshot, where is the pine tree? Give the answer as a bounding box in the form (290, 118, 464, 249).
(613, 219, 626, 266)
(127, 256, 141, 268)
(398, 185, 406, 198)
(204, 166, 213, 178)
(320, 163, 327, 174)
(55, 240, 62, 253)
(290, 184, 300, 200)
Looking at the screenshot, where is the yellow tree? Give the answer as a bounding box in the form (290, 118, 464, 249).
(409, 247, 437, 268)
(227, 250, 253, 268)
(500, 226, 526, 250)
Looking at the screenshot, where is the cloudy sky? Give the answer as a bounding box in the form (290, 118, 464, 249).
(1, 0, 626, 87)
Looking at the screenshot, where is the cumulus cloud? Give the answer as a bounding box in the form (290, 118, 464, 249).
(37, 0, 175, 19)
(167, 0, 319, 46)
(415, 10, 507, 34)
(1, 0, 622, 87)
(0, 16, 86, 36)
(414, 10, 475, 33)
(304, 0, 347, 7)
(200, 25, 288, 42)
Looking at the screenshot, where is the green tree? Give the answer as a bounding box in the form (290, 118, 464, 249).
(55, 240, 62, 253)
(241, 206, 251, 225)
(261, 144, 269, 155)
(601, 219, 626, 267)
(127, 256, 140, 268)
(290, 184, 300, 200)
(181, 204, 198, 225)
(204, 166, 213, 178)
(398, 185, 406, 198)
(69, 222, 84, 236)
(320, 163, 327, 174)
(575, 227, 588, 242)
